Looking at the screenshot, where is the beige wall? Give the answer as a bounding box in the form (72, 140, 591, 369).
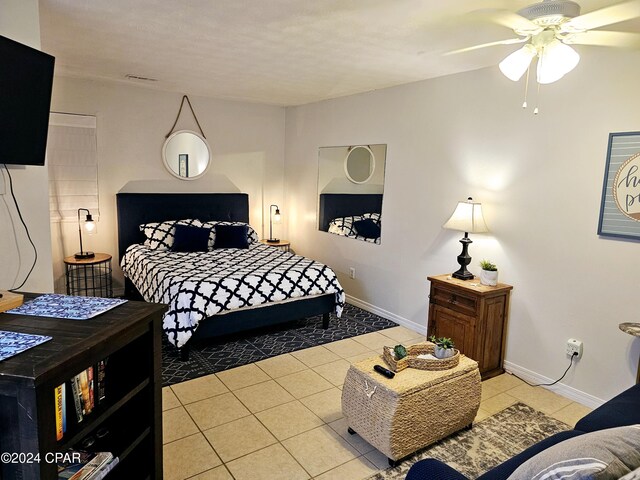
(0, 0, 54, 293)
(284, 48, 640, 405)
(50, 77, 285, 293)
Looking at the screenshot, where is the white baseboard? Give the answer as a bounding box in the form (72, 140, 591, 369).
(345, 294, 427, 335)
(503, 360, 605, 409)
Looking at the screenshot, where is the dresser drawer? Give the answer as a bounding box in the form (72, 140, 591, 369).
(430, 285, 477, 316)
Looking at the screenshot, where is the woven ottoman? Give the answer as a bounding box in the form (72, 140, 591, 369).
(341, 353, 481, 465)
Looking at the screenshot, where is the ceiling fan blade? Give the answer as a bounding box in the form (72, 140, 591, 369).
(474, 9, 542, 34)
(564, 30, 640, 48)
(561, 0, 640, 32)
(444, 37, 529, 56)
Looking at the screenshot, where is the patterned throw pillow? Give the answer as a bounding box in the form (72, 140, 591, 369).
(201, 221, 259, 249)
(139, 219, 202, 251)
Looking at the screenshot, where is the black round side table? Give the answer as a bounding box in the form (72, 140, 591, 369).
(64, 253, 113, 298)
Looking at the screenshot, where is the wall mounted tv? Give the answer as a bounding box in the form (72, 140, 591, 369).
(0, 35, 55, 166)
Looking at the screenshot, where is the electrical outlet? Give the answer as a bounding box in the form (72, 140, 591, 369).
(349, 267, 356, 279)
(566, 338, 583, 359)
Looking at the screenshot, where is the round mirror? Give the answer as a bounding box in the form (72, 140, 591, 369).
(344, 145, 375, 184)
(162, 130, 211, 180)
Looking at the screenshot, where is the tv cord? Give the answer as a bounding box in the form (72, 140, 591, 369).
(511, 352, 578, 388)
(2, 164, 38, 291)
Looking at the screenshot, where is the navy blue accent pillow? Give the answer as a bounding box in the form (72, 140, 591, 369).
(353, 218, 381, 239)
(171, 225, 211, 252)
(214, 224, 249, 249)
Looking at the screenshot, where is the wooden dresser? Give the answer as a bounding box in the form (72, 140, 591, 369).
(427, 274, 513, 380)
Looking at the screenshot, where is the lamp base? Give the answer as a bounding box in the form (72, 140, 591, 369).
(452, 234, 474, 281)
(74, 251, 95, 259)
(452, 269, 475, 281)
(266, 238, 280, 243)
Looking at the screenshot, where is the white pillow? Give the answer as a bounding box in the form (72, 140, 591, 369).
(139, 219, 202, 251)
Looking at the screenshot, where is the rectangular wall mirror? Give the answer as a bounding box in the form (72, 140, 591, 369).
(317, 144, 387, 244)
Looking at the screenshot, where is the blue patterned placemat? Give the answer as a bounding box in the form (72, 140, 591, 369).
(0, 330, 52, 362)
(6, 294, 127, 320)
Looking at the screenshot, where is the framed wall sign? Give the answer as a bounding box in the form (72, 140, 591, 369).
(598, 131, 640, 240)
(178, 153, 189, 178)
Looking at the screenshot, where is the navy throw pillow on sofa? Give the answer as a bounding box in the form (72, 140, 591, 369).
(171, 224, 211, 253)
(214, 224, 249, 249)
(353, 218, 381, 239)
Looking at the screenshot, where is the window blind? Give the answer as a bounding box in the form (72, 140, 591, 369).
(48, 113, 98, 222)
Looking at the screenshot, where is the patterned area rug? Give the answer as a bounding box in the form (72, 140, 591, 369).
(368, 403, 570, 480)
(162, 303, 397, 386)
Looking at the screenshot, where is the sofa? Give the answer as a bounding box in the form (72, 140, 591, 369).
(405, 383, 640, 480)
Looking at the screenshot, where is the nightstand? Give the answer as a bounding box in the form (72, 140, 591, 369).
(260, 239, 291, 252)
(427, 274, 513, 380)
(63, 253, 113, 297)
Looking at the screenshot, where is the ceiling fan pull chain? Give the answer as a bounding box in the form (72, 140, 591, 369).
(522, 66, 531, 109)
(533, 81, 541, 115)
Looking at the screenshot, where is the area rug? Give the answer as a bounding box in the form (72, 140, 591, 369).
(367, 402, 570, 480)
(162, 303, 397, 386)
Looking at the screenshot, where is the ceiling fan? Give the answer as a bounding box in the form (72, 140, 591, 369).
(449, 0, 640, 86)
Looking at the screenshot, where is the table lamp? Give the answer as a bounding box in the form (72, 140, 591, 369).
(443, 197, 489, 280)
(75, 208, 97, 259)
(267, 204, 281, 243)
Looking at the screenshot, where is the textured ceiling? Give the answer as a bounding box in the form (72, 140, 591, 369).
(38, 0, 638, 106)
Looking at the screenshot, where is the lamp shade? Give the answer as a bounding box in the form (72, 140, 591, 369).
(443, 198, 489, 234)
(84, 214, 97, 234)
(537, 40, 580, 84)
(499, 44, 537, 82)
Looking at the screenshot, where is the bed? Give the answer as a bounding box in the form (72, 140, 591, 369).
(117, 192, 344, 358)
(319, 193, 383, 243)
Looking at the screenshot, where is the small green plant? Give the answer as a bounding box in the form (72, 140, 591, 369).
(428, 336, 455, 349)
(393, 344, 407, 360)
(480, 259, 497, 271)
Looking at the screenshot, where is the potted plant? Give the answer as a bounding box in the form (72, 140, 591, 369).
(428, 336, 456, 359)
(479, 259, 498, 286)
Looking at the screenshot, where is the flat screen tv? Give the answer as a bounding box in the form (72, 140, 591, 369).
(0, 35, 55, 166)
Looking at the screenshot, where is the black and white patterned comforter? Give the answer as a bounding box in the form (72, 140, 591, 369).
(121, 243, 345, 348)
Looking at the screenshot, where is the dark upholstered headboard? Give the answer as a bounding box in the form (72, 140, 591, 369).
(318, 193, 383, 231)
(116, 192, 249, 259)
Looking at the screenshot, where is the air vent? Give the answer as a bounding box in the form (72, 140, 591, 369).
(125, 74, 158, 82)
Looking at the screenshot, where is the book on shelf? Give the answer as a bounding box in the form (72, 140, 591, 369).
(55, 383, 66, 441)
(79, 369, 92, 415)
(70, 452, 114, 480)
(70, 375, 83, 423)
(57, 450, 94, 478)
(96, 358, 107, 404)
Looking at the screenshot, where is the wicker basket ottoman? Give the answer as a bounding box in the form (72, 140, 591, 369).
(341, 353, 481, 464)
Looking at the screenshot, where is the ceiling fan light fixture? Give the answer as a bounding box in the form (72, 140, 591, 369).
(499, 44, 537, 81)
(536, 39, 580, 84)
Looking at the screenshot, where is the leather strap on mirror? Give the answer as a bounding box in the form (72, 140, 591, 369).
(166, 95, 206, 139)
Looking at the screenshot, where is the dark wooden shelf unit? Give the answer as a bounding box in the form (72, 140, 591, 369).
(427, 274, 513, 380)
(0, 298, 165, 480)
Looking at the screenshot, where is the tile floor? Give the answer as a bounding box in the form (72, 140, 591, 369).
(161, 326, 592, 480)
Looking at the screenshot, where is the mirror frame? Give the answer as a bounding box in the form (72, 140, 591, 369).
(344, 145, 375, 184)
(162, 129, 212, 180)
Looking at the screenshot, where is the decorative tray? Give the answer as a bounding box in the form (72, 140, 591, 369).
(382, 342, 460, 372)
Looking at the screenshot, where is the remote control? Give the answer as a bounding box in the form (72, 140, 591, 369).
(373, 364, 395, 379)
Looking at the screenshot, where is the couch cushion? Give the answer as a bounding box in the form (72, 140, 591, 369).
(575, 384, 640, 433)
(405, 458, 470, 480)
(477, 430, 583, 480)
(506, 425, 640, 480)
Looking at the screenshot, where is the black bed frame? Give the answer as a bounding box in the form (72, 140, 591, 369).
(318, 193, 383, 232)
(116, 192, 335, 358)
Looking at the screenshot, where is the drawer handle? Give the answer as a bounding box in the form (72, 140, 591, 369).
(449, 296, 457, 304)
